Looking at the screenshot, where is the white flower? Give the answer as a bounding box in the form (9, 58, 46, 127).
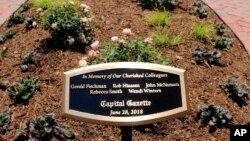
(36, 8, 43, 12)
(32, 21, 37, 27)
(111, 36, 119, 42)
(79, 59, 87, 67)
(69, 1, 75, 5)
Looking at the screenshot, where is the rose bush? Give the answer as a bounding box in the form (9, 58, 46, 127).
(42, 2, 93, 48)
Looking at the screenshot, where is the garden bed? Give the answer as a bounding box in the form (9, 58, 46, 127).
(0, 0, 249, 140)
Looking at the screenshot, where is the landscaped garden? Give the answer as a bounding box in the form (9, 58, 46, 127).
(0, 0, 249, 140)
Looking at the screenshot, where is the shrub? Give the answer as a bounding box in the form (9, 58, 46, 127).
(42, 3, 93, 48)
(138, 0, 179, 9)
(220, 77, 249, 106)
(192, 46, 221, 67)
(90, 34, 168, 65)
(145, 10, 169, 26)
(8, 13, 25, 26)
(193, 1, 208, 19)
(0, 109, 11, 134)
(8, 77, 40, 104)
(215, 35, 232, 50)
(197, 104, 232, 128)
(192, 22, 215, 40)
(15, 113, 75, 140)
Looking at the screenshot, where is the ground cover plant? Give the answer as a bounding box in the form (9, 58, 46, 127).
(220, 77, 249, 107)
(15, 113, 75, 140)
(0, 0, 249, 140)
(197, 104, 232, 130)
(8, 77, 40, 104)
(0, 109, 12, 134)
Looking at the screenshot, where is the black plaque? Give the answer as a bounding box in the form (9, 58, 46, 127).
(62, 62, 189, 126)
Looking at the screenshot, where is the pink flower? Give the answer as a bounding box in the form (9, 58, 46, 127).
(36, 8, 43, 12)
(79, 59, 87, 67)
(79, 34, 87, 43)
(122, 28, 132, 35)
(69, 1, 75, 5)
(90, 40, 99, 50)
(87, 49, 97, 57)
(144, 37, 153, 44)
(80, 17, 89, 23)
(51, 23, 57, 29)
(111, 36, 119, 42)
(80, 3, 91, 12)
(67, 38, 75, 45)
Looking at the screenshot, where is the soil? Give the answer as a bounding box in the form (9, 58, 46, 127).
(0, 0, 250, 140)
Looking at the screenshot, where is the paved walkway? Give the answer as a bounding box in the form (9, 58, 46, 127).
(203, 0, 250, 56)
(0, 0, 249, 55)
(0, 0, 27, 25)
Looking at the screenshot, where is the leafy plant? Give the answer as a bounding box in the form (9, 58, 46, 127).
(8, 77, 40, 104)
(42, 3, 93, 48)
(8, 13, 25, 26)
(197, 104, 232, 128)
(192, 46, 222, 67)
(192, 22, 215, 40)
(145, 10, 169, 26)
(215, 35, 232, 50)
(214, 23, 226, 36)
(91, 36, 168, 65)
(20, 51, 40, 72)
(0, 47, 8, 61)
(138, 0, 179, 9)
(193, 1, 208, 19)
(0, 109, 11, 134)
(25, 18, 37, 30)
(15, 113, 75, 140)
(220, 77, 249, 106)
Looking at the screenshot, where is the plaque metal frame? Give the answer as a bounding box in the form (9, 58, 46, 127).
(62, 62, 189, 126)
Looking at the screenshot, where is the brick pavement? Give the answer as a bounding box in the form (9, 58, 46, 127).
(0, 0, 27, 25)
(203, 0, 250, 56)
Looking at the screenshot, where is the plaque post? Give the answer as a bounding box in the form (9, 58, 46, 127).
(121, 126, 132, 141)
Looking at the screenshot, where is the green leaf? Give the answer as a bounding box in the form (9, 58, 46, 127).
(63, 130, 75, 139)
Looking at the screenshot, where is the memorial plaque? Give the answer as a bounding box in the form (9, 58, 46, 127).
(62, 62, 189, 126)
